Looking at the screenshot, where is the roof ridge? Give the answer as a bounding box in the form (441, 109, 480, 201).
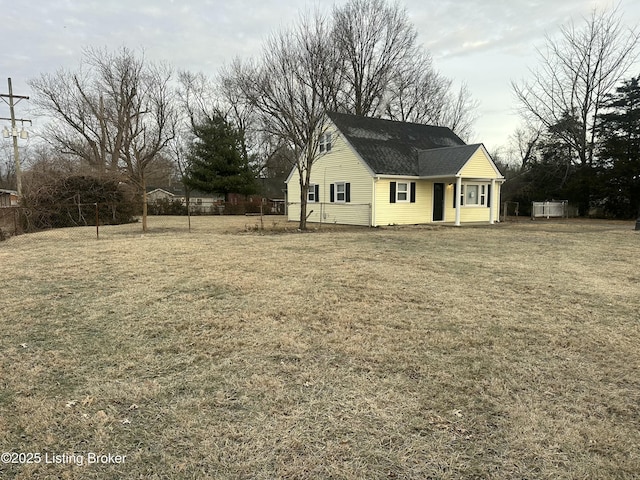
(327, 111, 456, 130)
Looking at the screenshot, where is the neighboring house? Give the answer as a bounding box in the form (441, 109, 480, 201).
(146, 187, 224, 213)
(0, 189, 18, 208)
(286, 112, 504, 226)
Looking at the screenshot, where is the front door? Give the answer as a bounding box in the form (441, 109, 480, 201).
(433, 183, 444, 221)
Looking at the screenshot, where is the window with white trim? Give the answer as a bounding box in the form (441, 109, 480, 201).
(319, 132, 332, 153)
(466, 184, 479, 205)
(459, 183, 489, 207)
(397, 182, 409, 202)
(308, 184, 317, 202)
(336, 182, 345, 202)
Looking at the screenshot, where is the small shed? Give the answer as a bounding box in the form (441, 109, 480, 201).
(0, 189, 18, 208)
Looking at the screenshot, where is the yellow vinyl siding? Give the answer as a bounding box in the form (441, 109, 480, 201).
(460, 206, 491, 222)
(374, 179, 432, 226)
(288, 126, 373, 226)
(459, 148, 498, 178)
(443, 182, 502, 223)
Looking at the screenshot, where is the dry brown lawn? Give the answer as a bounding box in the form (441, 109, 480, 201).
(1, 216, 639, 479)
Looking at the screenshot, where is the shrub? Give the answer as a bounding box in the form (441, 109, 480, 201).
(22, 175, 137, 230)
(148, 198, 188, 215)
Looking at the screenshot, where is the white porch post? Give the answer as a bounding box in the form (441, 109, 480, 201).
(455, 176, 462, 226)
(489, 178, 496, 224)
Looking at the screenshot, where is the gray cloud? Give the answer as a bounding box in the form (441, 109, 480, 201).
(1, 0, 639, 149)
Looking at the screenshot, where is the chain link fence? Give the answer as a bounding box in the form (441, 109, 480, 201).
(0, 199, 287, 242)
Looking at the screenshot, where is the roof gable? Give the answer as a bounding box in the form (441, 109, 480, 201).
(418, 144, 483, 177)
(327, 112, 466, 176)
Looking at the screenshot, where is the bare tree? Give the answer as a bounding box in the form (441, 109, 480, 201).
(226, 13, 335, 230)
(177, 71, 218, 127)
(217, 64, 259, 166)
(331, 0, 478, 139)
(220, 0, 480, 228)
(439, 83, 479, 142)
(0, 143, 15, 189)
(118, 61, 177, 231)
(512, 6, 640, 166)
(331, 0, 417, 117)
(383, 51, 450, 123)
(29, 47, 177, 231)
(508, 124, 543, 171)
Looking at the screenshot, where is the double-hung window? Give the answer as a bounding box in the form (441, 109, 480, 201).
(389, 181, 416, 203)
(330, 182, 350, 203)
(396, 182, 409, 202)
(319, 132, 332, 153)
(308, 184, 319, 203)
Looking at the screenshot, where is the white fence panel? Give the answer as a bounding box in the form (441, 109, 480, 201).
(532, 201, 568, 219)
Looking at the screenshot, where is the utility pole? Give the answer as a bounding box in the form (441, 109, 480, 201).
(1, 78, 30, 198)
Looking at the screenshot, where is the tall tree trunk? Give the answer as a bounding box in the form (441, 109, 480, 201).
(299, 181, 307, 230)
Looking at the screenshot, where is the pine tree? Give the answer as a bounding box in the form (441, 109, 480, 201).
(597, 76, 640, 218)
(185, 114, 256, 201)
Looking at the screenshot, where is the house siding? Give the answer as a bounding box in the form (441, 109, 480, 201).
(374, 179, 433, 226)
(459, 148, 498, 178)
(287, 128, 373, 226)
(444, 182, 502, 223)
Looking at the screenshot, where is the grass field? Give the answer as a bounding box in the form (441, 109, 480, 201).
(1, 216, 639, 479)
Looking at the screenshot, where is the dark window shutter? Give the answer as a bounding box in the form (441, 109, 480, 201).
(330, 183, 335, 203)
(345, 183, 351, 203)
(390, 182, 396, 203)
(453, 183, 457, 208)
(487, 184, 491, 208)
(410, 182, 416, 203)
(315, 184, 320, 203)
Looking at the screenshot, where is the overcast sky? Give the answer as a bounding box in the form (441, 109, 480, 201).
(2, 0, 639, 152)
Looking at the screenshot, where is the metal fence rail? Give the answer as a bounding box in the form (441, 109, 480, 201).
(0, 200, 287, 242)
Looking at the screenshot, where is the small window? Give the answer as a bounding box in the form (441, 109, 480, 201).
(336, 182, 345, 202)
(197, 198, 203, 205)
(397, 182, 409, 202)
(319, 132, 332, 153)
(308, 184, 319, 203)
(331, 182, 350, 203)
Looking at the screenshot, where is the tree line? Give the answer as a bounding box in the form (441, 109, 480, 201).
(503, 7, 640, 218)
(2, 1, 639, 231)
(8, 0, 478, 231)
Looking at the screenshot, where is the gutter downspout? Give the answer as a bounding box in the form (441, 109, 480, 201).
(371, 177, 376, 227)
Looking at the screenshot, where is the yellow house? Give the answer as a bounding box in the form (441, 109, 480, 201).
(286, 112, 504, 226)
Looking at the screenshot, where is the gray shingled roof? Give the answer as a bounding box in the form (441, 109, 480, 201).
(418, 144, 483, 177)
(327, 112, 469, 176)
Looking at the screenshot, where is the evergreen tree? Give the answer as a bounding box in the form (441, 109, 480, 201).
(597, 76, 640, 218)
(185, 113, 257, 201)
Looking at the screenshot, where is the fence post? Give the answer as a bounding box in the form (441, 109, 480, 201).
(95, 203, 99, 239)
(188, 200, 191, 232)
